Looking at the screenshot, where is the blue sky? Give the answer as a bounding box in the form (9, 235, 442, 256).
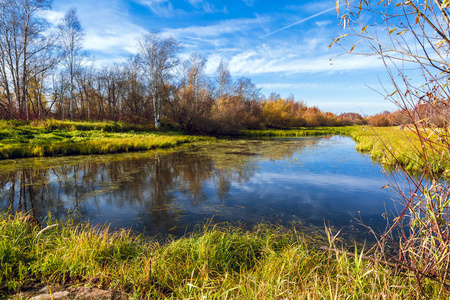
(44, 0, 397, 115)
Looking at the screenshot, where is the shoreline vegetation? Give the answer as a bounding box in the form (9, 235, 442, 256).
(2, 121, 449, 298)
(1, 213, 440, 299)
(2, 120, 444, 176)
(0, 120, 212, 159)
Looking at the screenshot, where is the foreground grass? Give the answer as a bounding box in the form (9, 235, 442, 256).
(1, 214, 445, 299)
(0, 120, 211, 159)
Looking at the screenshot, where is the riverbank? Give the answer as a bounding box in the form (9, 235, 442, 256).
(240, 126, 359, 137)
(2, 120, 446, 175)
(0, 120, 211, 159)
(245, 126, 450, 176)
(0, 121, 360, 160)
(350, 126, 450, 175)
(1, 213, 442, 299)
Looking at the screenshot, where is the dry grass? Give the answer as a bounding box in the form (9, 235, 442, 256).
(1, 213, 445, 299)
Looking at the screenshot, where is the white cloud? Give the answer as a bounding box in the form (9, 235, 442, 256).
(83, 26, 144, 54)
(315, 20, 332, 27)
(286, 1, 335, 13)
(202, 2, 217, 14)
(243, 0, 254, 7)
(40, 10, 65, 26)
(257, 82, 368, 91)
(261, 7, 335, 38)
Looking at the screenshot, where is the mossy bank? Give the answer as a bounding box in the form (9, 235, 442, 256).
(0, 120, 211, 159)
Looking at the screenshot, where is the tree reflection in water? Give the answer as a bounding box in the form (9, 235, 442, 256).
(0, 138, 323, 236)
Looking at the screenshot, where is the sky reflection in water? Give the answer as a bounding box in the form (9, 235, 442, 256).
(0, 136, 402, 239)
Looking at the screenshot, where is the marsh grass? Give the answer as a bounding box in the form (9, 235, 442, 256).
(0, 120, 210, 159)
(1, 213, 444, 299)
(350, 126, 450, 175)
(241, 126, 359, 138)
(242, 125, 449, 175)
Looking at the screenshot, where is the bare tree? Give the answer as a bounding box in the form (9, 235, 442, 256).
(58, 8, 85, 120)
(0, 0, 58, 119)
(182, 53, 207, 102)
(137, 32, 181, 128)
(215, 58, 232, 99)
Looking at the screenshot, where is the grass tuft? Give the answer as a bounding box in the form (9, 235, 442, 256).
(0, 120, 211, 159)
(1, 213, 445, 299)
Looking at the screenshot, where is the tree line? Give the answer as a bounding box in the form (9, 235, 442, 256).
(0, 0, 370, 133)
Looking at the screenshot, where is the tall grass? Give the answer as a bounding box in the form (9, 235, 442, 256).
(1, 213, 444, 299)
(348, 125, 450, 297)
(350, 126, 450, 175)
(0, 120, 211, 159)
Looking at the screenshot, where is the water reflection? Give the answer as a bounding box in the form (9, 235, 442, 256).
(0, 137, 398, 238)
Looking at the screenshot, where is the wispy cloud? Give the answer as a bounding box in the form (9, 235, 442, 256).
(227, 46, 384, 75)
(286, 1, 334, 13)
(139, 0, 181, 17)
(187, 0, 203, 7)
(261, 7, 335, 38)
(257, 82, 370, 91)
(186, 0, 224, 13)
(84, 26, 144, 55)
(164, 17, 268, 38)
(243, 0, 254, 7)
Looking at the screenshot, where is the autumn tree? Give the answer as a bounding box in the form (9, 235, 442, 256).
(121, 57, 149, 123)
(168, 53, 214, 132)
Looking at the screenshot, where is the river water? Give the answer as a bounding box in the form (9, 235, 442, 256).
(0, 136, 402, 239)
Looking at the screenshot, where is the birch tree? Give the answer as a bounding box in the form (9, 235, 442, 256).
(0, 0, 58, 119)
(58, 8, 85, 120)
(138, 32, 180, 128)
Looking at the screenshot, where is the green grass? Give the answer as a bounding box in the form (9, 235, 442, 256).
(1, 213, 445, 299)
(2, 121, 445, 175)
(0, 120, 211, 159)
(242, 125, 450, 176)
(240, 126, 359, 137)
(349, 126, 450, 175)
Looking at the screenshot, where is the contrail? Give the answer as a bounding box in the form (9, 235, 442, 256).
(260, 7, 335, 38)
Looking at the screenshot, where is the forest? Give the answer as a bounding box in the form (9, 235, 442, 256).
(0, 0, 403, 134)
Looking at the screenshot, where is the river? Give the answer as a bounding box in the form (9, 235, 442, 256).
(0, 136, 402, 240)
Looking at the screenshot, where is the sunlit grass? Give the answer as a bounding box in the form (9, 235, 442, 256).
(241, 126, 359, 137)
(246, 125, 450, 176)
(1, 213, 444, 299)
(350, 126, 450, 175)
(0, 120, 211, 159)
